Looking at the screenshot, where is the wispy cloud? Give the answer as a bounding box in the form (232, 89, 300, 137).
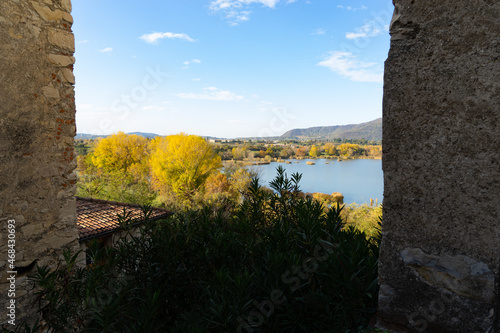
(176, 87, 244, 101)
(345, 21, 385, 40)
(99, 47, 113, 53)
(210, 0, 296, 25)
(337, 5, 367, 11)
(140, 32, 195, 44)
(183, 59, 202, 69)
(192, 78, 201, 81)
(78, 40, 89, 45)
(317, 51, 383, 83)
(311, 28, 325, 35)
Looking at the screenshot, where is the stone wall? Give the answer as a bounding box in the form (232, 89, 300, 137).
(0, 0, 79, 327)
(379, 0, 500, 332)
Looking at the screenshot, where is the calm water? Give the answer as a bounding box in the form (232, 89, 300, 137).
(252, 159, 383, 205)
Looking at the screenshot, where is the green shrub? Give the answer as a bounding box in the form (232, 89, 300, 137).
(343, 203, 382, 239)
(10, 166, 380, 333)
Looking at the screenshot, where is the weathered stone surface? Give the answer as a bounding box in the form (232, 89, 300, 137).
(38, 234, 76, 251)
(48, 28, 75, 52)
(62, 12, 73, 24)
(379, 0, 500, 332)
(402, 248, 495, 303)
(48, 54, 75, 67)
(61, 0, 72, 13)
(0, 0, 79, 326)
(32, 2, 65, 22)
(21, 223, 45, 237)
(61, 68, 75, 84)
(42, 84, 61, 99)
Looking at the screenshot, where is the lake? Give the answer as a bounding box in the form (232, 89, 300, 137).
(251, 159, 383, 205)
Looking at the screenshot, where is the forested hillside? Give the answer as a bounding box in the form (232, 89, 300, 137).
(281, 118, 381, 142)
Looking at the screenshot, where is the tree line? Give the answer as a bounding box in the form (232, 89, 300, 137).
(77, 132, 254, 210)
(76, 133, 382, 212)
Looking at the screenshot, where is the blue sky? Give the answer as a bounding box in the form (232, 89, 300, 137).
(72, 0, 393, 138)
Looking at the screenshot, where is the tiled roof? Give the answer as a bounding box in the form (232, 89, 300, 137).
(76, 197, 170, 241)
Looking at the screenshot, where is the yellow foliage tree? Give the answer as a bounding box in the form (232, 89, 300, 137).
(232, 146, 247, 160)
(91, 132, 149, 176)
(79, 132, 153, 204)
(337, 143, 364, 157)
(322, 143, 337, 156)
(309, 145, 319, 157)
(150, 133, 222, 199)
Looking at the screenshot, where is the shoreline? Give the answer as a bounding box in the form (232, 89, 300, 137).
(223, 156, 381, 166)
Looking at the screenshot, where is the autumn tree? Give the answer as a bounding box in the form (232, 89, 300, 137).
(366, 145, 382, 158)
(338, 143, 365, 158)
(265, 146, 280, 158)
(309, 145, 319, 157)
(295, 146, 309, 157)
(91, 132, 150, 176)
(150, 133, 222, 201)
(77, 132, 155, 204)
(278, 147, 294, 159)
(232, 146, 247, 160)
(203, 164, 256, 209)
(322, 143, 337, 156)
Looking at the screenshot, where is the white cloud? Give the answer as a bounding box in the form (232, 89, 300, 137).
(183, 59, 202, 69)
(345, 22, 384, 40)
(210, 0, 295, 25)
(210, 0, 281, 11)
(337, 5, 367, 11)
(192, 78, 201, 81)
(100, 47, 113, 53)
(311, 28, 325, 35)
(140, 32, 195, 44)
(176, 87, 244, 101)
(78, 40, 89, 45)
(317, 51, 383, 83)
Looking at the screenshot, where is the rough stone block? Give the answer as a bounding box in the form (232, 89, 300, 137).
(31, 2, 65, 22)
(48, 28, 75, 52)
(48, 54, 75, 67)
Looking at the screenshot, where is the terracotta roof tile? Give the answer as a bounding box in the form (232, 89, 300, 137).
(76, 197, 170, 241)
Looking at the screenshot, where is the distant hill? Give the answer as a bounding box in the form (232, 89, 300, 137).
(75, 132, 161, 140)
(280, 118, 381, 142)
(75, 133, 106, 140)
(127, 132, 162, 139)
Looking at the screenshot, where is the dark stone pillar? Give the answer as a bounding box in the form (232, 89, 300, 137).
(379, 1, 500, 332)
